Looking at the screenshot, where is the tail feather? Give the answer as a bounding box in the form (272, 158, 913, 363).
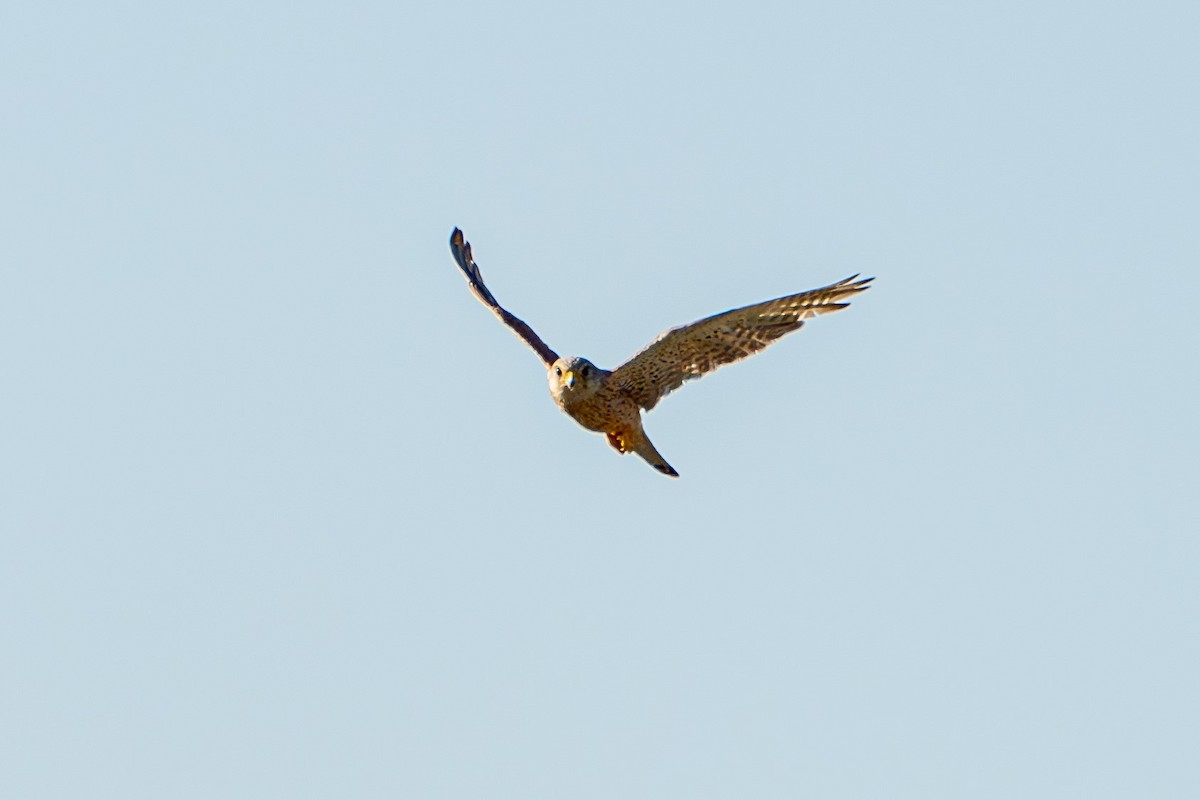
(634, 435, 679, 478)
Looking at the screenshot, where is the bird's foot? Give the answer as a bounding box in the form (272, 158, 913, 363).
(606, 432, 631, 454)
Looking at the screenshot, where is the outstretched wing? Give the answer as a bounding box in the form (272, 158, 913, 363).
(610, 275, 873, 411)
(449, 228, 559, 366)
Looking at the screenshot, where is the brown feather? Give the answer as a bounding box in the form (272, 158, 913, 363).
(611, 275, 873, 410)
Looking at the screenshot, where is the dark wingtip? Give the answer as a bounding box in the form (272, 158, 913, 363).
(449, 227, 478, 279)
(838, 274, 874, 296)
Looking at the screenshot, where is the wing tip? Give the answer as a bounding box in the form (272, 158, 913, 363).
(839, 273, 875, 290)
(449, 227, 478, 276)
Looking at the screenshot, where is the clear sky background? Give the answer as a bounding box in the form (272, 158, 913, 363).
(3, 1, 1198, 797)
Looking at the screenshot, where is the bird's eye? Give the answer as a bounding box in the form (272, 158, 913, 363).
(555, 367, 562, 376)
(581, 365, 590, 377)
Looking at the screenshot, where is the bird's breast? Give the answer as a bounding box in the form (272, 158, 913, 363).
(564, 388, 640, 435)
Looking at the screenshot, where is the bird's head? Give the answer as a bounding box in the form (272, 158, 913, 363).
(548, 356, 605, 404)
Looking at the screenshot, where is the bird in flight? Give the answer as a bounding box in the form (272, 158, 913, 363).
(449, 228, 872, 477)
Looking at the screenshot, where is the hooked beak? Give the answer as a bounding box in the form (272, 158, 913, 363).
(564, 370, 576, 388)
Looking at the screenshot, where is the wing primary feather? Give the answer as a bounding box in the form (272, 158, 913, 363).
(449, 228, 559, 366)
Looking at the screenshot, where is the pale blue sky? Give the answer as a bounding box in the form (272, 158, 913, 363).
(2, 1, 1198, 797)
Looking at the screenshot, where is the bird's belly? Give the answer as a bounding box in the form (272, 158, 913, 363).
(560, 393, 635, 434)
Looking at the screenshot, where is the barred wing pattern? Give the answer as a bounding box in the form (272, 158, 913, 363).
(449, 228, 559, 366)
(611, 275, 874, 411)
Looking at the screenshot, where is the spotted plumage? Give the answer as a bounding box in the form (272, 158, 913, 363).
(449, 227, 872, 477)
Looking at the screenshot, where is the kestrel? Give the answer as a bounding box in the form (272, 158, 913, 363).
(449, 227, 872, 477)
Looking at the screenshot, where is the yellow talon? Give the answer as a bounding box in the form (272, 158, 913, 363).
(606, 432, 630, 453)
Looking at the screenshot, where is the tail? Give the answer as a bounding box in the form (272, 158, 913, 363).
(634, 434, 679, 478)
